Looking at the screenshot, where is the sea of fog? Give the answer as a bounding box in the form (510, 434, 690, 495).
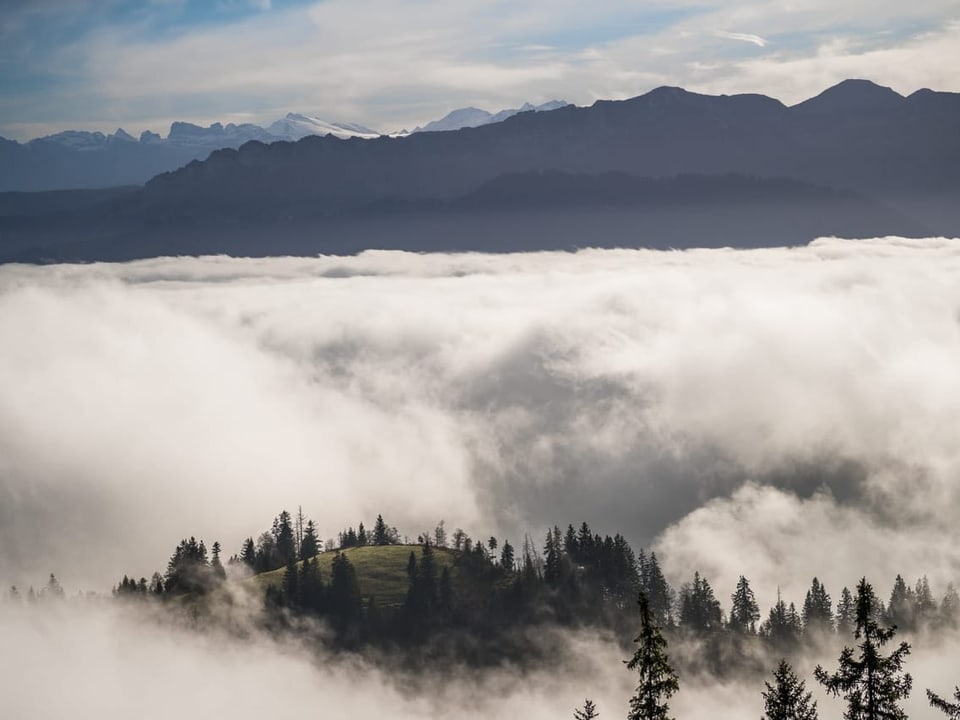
(1, 237, 959, 718)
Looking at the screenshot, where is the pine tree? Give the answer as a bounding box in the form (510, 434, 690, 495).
(761, 592, 802, 651)
(273, 511, 296, 565)
(729, 575, 760, 634)
(887, 575, 915, 632)
(803, 577, 834, 637)
(300, 519, 320, 560)
(544, 527, 561, 585)
(626, 593, 679, 720)
(679, 571, 722, 633)
(240, 537, 256, 568)
(641, 553, 674, 628)
(763, 660, 819, 720)
(927, 687, 960, 719)
(373, 514, 389, 546)
(837, 587, 855, 636)
(939, 584, 959, 630)
(913, 576, 937, 628)
(211, 541, 226, 581)
(499, 540, 515, 572)
(328, 551, 362, 626)
(573, 699, 599, 720)
(814, 578, 912, 720)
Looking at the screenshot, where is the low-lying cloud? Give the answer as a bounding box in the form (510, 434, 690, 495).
(1, 237, 959, 604)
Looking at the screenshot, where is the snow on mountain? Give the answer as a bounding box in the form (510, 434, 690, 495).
(412, 100, 570, 133)
(267, 113, 381, 141)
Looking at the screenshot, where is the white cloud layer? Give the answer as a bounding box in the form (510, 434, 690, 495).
(2, 237, 960, 604)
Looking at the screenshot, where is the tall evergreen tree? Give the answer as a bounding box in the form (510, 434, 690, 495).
(273, 511, 296, 565)
(814, 578, 912, 720)
(641, 553, 674, 628)
(300, 519, 320, 560)
(887, 575, 915, 632)
(573, 699, 599, 720)
(328, 551, 362, 627)
(803, 577, 834, 637)
(762, 592, 802, 650)
(211, 541, 226, 580)
(357, 522, 368, 547)
(762, 660, 819, 720)
(913, 576, 937, 628)
(626, 593, 680, 720)
(729, 575, 760, 634)
(500, 540, 515, 572)
(837, 587, 855, 636)
(940, 584, 960, 629)
(679, 571, 722, 633)
(240, 537, 256, 568)
(373, 514, 389, 546)
(927, 687, 960, 719)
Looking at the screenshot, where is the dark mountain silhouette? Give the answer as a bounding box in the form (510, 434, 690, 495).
(1, 79, 957, 263)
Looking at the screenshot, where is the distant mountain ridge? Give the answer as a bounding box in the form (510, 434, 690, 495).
(408, 100, 569, 133)
(0, 100, 568, 192)
(1, 79, 958, 263)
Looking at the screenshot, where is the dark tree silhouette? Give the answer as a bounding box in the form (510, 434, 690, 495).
(729, 575, 760, 634)
(574, 698, 599, 720)
(927, 687, 960, 719)
(679, 571, 722, 633)
(211, 541, 226, 581)
(626, 593, 679, 720)
(273, 511, 296, 565)
(499, 540, 515, 572)
(373, 514, 390, 546)
(803, 577, 833, 637)
(837, 586, 855, 635)
(814, 578, 912, 720)
(300, 519, 320, 560)
(763, 659, 819, 720)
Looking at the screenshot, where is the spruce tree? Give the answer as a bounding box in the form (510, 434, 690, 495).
(803, 577, 834, 637)
(373, 514, 389, 546)
(814, 578, 912, 720)
(729, 575, 760, 634)
(626, 593, 680, 720)
(499, 540, 515, 572)
(240, 537, 256, 568)
(679, 571, 722, 633)
(927, 687, 960, 719)
(837, 587, 855, 636)
(300, 520, 320, 560)
(939, 584, 959, 630)
(211, 541, 226, 581)
(763, 660, 819, 720)
(574, 699, 599, 720)
(641, 553, 674, 628)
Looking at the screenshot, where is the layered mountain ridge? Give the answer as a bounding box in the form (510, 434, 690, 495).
(1, 79, 957, 263)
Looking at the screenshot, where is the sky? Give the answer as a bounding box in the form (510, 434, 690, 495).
(0, 0, 959, 140)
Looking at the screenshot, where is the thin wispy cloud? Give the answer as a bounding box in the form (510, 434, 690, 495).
(715, 30, 768, 47)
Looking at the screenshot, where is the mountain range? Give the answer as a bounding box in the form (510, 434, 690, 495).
(0, 101, 566, 193)
(0, 79, 957, 263)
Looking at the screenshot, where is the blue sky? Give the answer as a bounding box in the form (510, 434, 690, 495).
(0, 0, 957, 140)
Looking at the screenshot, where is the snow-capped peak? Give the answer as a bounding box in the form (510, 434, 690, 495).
(267, 114, 381, 141)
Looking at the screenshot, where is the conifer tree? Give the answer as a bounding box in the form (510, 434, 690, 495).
(887, 575, 915, 632)
(762, 592, 803, 650)
(837, 587, 855, 635)
(763, 660, 819, 720)
(357, 522, 368, 547)
(679, 571, 722, 633)
(373, 514, 389, 546)
(814, 578, 912, 720)
(240, 537, 256, 568)
(939, 584, 959, 630)
(573, 699, 599, 720)
(802, 577, 834, 637)
(927, 687, 960, 719)
(211, 541, 226, 581)
(729, 575, 760, 634)
(499, 540, 515, 572)
(273, 511, 296, 565)
(300, 519, 320, 560)
(626, 593, 679, 720)
(641, 553, 674, 628)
